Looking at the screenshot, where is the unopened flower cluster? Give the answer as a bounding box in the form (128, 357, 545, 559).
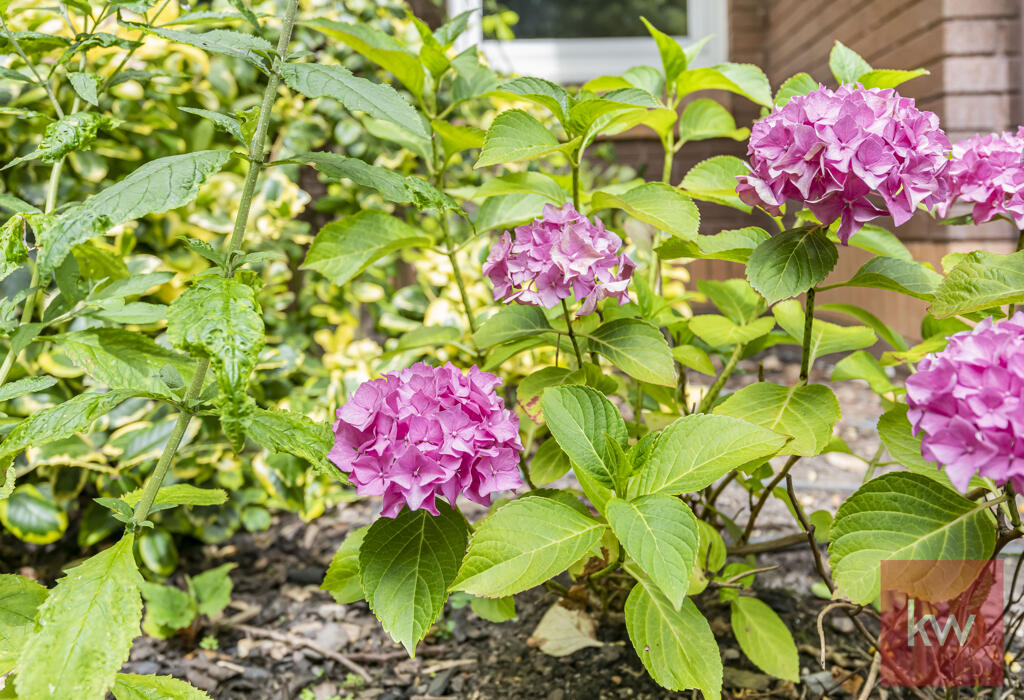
(906, 313, 1024, 492)
(934, 127, 1024, 227)
(329, 362, 522, 517)
(737, 84, 950, 243)
(483, 202, 635, 316)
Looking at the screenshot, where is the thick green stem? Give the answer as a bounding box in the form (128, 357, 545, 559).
(695, 343, 744, 414)
(571, 161, 580, 210)
(560, 299, 583, 367)
(799, 287, 816, 383)
(440, 216, 477, 334)
(133, 0, 299, 523)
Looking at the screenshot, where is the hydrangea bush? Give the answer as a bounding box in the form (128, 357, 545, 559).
(1, 3, 1023, 697)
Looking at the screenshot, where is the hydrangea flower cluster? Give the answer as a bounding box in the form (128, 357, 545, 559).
(328, 362, 523, 517)
(905, 313, 1024, 492)
(483, 202, 635, 316)
(933, 128, 1024, 226)
(736, 84, 951, 243)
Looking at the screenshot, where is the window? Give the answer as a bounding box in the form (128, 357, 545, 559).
(448, 0, 728, 84)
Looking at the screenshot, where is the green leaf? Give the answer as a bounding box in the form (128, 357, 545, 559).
(0, 483, 67, 544)
(191, 563, 234, 617)
(322, 526, 368, 605)
(677, 99, 748, 142)
(930, 250, 1024, 318)
(590, 182, 699, 240)
(714, 382, 840, 457)
(774, 72, 818, 106)
(474, 193, 547, 232)
(0, 215, 28, 282)
(138, 530, 178, 578)
(0, 193, 41, 214)
(687, 315, 774, 347)
(465, 171, 567, 204)
(138, 26, 273, 71)
(68, 71, 101, 106)
(541, 385, 627, 490)
(0, 375, 56, 402)
(858, 68, 928, 90)
(470, 595, 516, 623)
(453, 496, 604, 597)
(245, 408, 333, 472)
(843, 223, 913, 260)
(730, 597, 799, 681)
(829, 472, 996, 604)
(819, 302, 907, 351)
(585, 318, 677, 387)
(0, 32, 70, 55)
(0, 390, 133, 459)
(4, 112, 114, 169)
(140, 580, 195, 634)
(302, 210, 431, 286)
(166, 276, 264, 448)
(832, 350, 897, 395)
(772, 299, 877, 365)
(281, 63, 428, 142)
(698, 279, 765, 325)
(474, 306, 553, 349)
(529, 438, 572, 486)
(658, 226, 769, 263)
(494, 77, 571, 124)
(179, 107, 244, 145)
(746, 227, 837, 304)
(624, 573, 722, 698)
(37, 150, 230, 275)
(475, 110, 562, 168)
(676, 63, 772, 107)
(607, 495, 698, 609)
(877, 404, 950, 485)
(360, 503, 468, 654)
(633, 414, 787, 496)
(640, 16, 686, 84)
(0, 574, 48, 674)
(112, 673, 211, 700)
(679, 155, 751, 212)
(53, 329, 194, 399)
(835, 256, 942, 300)
(672, 345, 714, 376)
(432, 120, 486, 158)
(829, 40, 872, 84)
(120, 484, 228, 508)
(300, 19, 424, 97)
(15, 535, 143, 700)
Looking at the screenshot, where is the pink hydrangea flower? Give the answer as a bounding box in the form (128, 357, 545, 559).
(483, 202, 635, 316)
(933, 128, 1024, 226)
(328, 362, 523, 517)
(905, 312, 1024, 492)
(736, 84, 951, 243)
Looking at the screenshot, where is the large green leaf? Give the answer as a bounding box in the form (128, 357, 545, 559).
(730, 597, 799, 682)
(301, 19, 424, 97)
(0, 483, 67, 544)
(493, 77, 571, 124)
(475, 110, 562, 168)
(281, 63, 428, 142)
(658, 227, 769, 264)
(930, 250, 1024, 318)
(541, 385, 627, 490)
(0, 390, 133, 459)
(120, 483, 228, 508)
(624, 572, 722, 698)
(139, 26, 273, 70)
(698, 279, 765, 325)
(37, 150, 230, 275)
(166, 276, 264, 447)
(590, 182, 699, 240)
(4, 112, 113, 169)
(607, 495, 698, 609)
(677, 99, 748, 142)
(772, 299, 877, 366)
(676, 62, 772, 107)
(679, 156, 751, 212)
(53, 329, 194, 399)
(858, 68, 929, 90)
(112, 674, 211, 700)
(640, 16, 686, 84)
(829, 472, 997, 604)
(245, 408, 333, 472)
(747, 227, 837, 304)
(0, 574, 48, 674)
(302, 211, 431, 286)
(322, 526, 368, 605)
(714, 382, 840, 456)
(829, 41, 872, 84)
(774, 72, 818, 106)
(687, 315, 774, 347)
(633, 414, 787, 496)
(464, 171, 567, 204)
(0, 215, 28, 282)
(473, 305, 552, 348)
(16, 535, 143, 700)
(584, 318, 677, 387)
(360, 503, 468, 654)
(833, 256, 942, 300)
(877, 405, 950, 485)
(452, 496, 605, 597)
(473, 193, 546, 232)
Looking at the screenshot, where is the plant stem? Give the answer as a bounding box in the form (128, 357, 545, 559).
(133, 0, 299, 523)
(571, 160, 580, 210)
(861, 443, 885, 483)
(740, 454, 799, 544)
(560, 299, 582, 367)
(441, 218, 478, 334)
(799, 287, 816, 383)
(0, 16, 64, 117)
(695, 343, 744, 413)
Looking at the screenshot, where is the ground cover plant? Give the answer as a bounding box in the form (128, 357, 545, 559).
(1, 0, 1024, 697)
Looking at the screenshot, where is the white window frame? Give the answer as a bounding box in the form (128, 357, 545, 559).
(448, 0, 728, 84)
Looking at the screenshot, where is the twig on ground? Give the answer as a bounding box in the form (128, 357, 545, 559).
(857, 652, 881, 700)
(226, 623, 372, 683)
